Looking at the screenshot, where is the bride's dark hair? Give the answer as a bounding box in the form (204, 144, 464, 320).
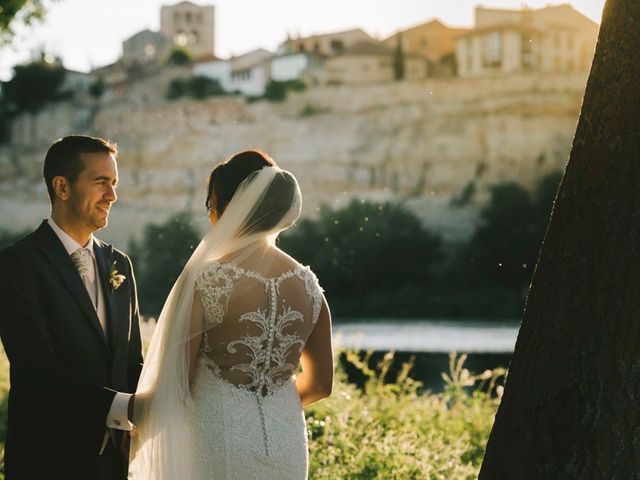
(206, 149, 298, 234)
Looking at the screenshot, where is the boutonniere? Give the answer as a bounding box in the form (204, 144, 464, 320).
(108, 261, 126, 291)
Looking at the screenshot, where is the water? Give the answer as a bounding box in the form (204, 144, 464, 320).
(333, 319, 520, 353)
(332, 319, 520, 390)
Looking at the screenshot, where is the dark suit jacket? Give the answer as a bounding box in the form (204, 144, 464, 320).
(0, 221, 143, 479)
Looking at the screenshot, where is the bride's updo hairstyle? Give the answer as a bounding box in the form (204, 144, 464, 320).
(206, 149, 301, 235)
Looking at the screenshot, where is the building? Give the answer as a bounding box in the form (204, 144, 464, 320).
(270, 53, 322, 82)
(456, 4, 599, 78)
(228, 49, 273, 96)
(310, 40, 427, 85)
(193, 57, 233, 92)
(382, 19, 468, 76)
(122, 29, 173, 67)
(279, 28, 375, 57)
(160, 1, 215, 58)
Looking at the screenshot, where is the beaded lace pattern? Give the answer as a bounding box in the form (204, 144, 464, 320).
(194, 260, 323, 456)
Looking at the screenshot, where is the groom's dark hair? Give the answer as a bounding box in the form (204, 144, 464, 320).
(43, 135, 118, 202)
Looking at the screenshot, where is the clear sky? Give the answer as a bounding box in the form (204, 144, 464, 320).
(0, 0, 605, 80)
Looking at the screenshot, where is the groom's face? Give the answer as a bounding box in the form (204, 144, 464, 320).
(67, 152, 119, 232)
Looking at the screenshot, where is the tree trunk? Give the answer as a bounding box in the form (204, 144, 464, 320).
(480, 1, 640, 478)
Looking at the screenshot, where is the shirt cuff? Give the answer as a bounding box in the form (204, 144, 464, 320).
(106, 392, 134, 431)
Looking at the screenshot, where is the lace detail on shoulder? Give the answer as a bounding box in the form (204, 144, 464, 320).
(195, 262, 244, 329)
(297, 265, 323, 324)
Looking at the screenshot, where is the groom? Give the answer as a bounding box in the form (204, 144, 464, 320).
(0, 136, 143, 479)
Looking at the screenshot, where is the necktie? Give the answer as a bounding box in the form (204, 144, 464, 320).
(71, 248, 98, 309)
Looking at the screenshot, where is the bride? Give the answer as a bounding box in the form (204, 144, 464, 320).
(129, 149, 333, 479)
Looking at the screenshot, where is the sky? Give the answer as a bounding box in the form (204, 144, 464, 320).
(0, 0, 605, 80)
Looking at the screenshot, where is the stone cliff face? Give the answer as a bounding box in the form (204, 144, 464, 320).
(0, 71, 588, 247)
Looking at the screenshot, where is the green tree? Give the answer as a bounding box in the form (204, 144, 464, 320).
(165, 47, 193, 66)
(392, 34, 405, 81)
(279, 199, 443, 315)
(88, 77, 105, 99)
(463, 171, 561, 293)
(1, 57, 69, 115)
(129, 212, 201, 316)
(0, 0, 49, 44)
(189, 75, 225, 98)
(263, 80, 287, 102)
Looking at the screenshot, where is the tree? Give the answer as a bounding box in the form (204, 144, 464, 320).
(1, 57, 69, 115)
(480, 1, 640, 477)
(165, 47, 192, 66)
(464, 171, 561, 294)
(129, 212, 201, 316)
(392, 33, 405, 81)
(0, 0, 48, 44)
(279, 199, 443, 316)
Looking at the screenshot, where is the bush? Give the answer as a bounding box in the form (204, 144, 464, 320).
(461, 171, 562, 293)
(129, 212, 201, 316)
(1, 57, 70, 116)
(263, 79, 307, 102)
(166, 76, 226, 100)
(307, 351, 505, 478)
(165, 47, 193, 66)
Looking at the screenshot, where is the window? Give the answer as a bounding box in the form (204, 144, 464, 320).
(174, 12, 180, 22)
(186, 12, 192, 22)
(484, 31, 502, 67)
(330, 40, 344, 54)
(521, 34, 534, 69)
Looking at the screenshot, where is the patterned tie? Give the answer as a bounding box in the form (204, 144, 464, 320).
(71, 248, 97, 308)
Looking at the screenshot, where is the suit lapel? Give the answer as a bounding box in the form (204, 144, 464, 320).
(34, 221, 108, 346)
(94, 240, 119, 349)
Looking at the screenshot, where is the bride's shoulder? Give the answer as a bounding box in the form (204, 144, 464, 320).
(194, 260, 244, 285)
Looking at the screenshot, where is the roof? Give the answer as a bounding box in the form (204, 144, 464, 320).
(459, 23, 545, 38)
(341, 41, 392, 56)
(230, 48, 273, 71)
(283, 28, 373, 43)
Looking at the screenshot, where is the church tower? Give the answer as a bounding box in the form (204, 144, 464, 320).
(160, 1, 215, 58)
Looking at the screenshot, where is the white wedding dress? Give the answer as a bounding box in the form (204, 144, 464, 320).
(188, 259, 323, 479)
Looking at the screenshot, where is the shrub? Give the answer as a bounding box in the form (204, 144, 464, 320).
(128, 212, 201, 316)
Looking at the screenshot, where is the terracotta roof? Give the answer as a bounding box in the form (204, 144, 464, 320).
(342, 41, 392, 56)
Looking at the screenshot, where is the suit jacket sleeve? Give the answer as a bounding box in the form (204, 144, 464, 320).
(0, 245, 115, 419)
(125, 254, 144, 392)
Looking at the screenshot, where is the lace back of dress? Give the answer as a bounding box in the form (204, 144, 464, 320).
(195, 259, 322, 396)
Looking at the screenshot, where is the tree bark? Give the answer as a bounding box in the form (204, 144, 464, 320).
(480, 1, 640, 478)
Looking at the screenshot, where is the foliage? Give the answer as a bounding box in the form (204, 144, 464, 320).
(128, 212, 201, 316)
(165, 47, 193, 66)
(166, 76, 226, 100)
(0, 345, 503, 480)
(307, 351, 505, 479)
(1, 57, 70, 115)
(279, 199, 443, 317)
(461, 171, 562, 294)
(450, 181, 477, 207)
(262, 79, 306, 102)
(392, 35, 405, 81)
(89, 77, 106, 99)
(0, 0, 49, 45)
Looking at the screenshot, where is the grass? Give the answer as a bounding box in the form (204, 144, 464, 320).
(0, 350, 503, 479)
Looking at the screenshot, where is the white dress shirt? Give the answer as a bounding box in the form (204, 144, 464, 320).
(46, 218, 134, 437)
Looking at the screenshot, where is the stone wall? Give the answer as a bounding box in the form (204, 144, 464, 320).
(0, 71, 588, 248)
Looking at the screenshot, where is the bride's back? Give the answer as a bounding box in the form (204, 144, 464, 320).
(194, 247, 323, 395)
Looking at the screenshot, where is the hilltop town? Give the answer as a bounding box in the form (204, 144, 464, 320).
(0, 2, 600, 247)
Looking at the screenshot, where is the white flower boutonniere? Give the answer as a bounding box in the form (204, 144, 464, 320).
(108, 261, 126, 291)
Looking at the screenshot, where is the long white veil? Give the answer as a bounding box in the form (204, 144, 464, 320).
(129, 165, 302, 480)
